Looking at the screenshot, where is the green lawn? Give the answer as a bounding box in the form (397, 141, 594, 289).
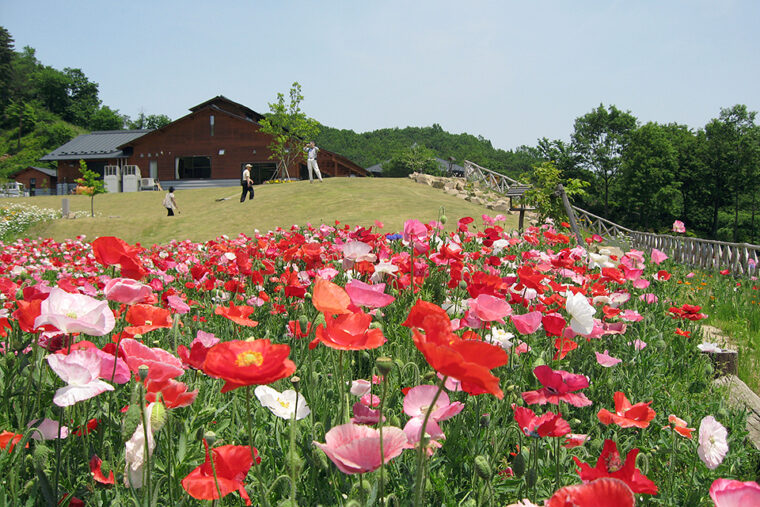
(17, 177, 518, 245)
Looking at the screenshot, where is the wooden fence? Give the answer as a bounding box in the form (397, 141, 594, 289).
(463, 160, 522, 194)
(572, 205, 760, 276)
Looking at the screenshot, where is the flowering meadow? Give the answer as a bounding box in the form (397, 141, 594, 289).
(0, 203, 91, 242)
(0, 216, 758, 506)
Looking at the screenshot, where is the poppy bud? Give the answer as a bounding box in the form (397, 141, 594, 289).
(376, 356, 393, 376)
(703, 362, 714, 377)
(458, 280, 468, 290)
(688, 380, 706, 393)
(532, 356, 545, 369)
(717, 408, 730, 420)
(369, 321, 383, 331)
(150, 402, 167, 432)
(351, 478, 371, 498)
(203, 431, 217, 446)
(32, 443, 51, 469)
(122, 404, 141, 440)
(525, 467, 537, 488)
(312, 446, 329, 472)
(315, 314, 326, 326)
(298, 315, 309, 334)
(423, 371, 437, 382)
(290, 376, 301, 391)
(512, 453, 526, 477)
(474, 455, 492, 480)
(286, 449, 303, 475)
(440, 215, 448, 225)
(277, 500, 298, 507)
(388, 415, 400, 427)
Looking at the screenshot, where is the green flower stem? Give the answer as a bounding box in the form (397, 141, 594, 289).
(246, 386, 270, 507)
(378, 373, 389, 504)
(208, 442, 224, 503)
(289, 387, 299, 502)
(413, 375, 447, 507)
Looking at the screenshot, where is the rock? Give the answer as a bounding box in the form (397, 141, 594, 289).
(713, 375, 760, 450)
(431, 179, 446, 189)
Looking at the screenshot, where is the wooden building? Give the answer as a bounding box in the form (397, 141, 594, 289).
(12, 166, 58, 195)
(40, 96, 367, 189)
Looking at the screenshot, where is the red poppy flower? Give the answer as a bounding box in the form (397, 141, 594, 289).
(512, 405, 570, 438)
(402, 300, 508, 399)
(12, 299, 45, 333)
(674, 328, 691, 337)
(181, 440, 258, 506)
(120, 338, 185, 382)
(287, 319, 312, 339)
(145, 378, 198, 408)
(203, 339, 296, 392)
(522, 365, 592, 407)
(0, 430, 25, 452)
(91, 236, 146, 280)
(573, 439, 658, 495)
(312, 277, 351, 316)
(124, 304, 173, 335)
(214, 302, 259, 328)
(597, 391, 656, 429)
(89, 454, 115, 485)
(542, 314, 567, 337)
(553, 337, 578, 360)
(546, 477, 635, 507)
(310, 310, 386, 351)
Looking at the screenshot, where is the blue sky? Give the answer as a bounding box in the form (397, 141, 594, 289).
(2, 1, 758, 151)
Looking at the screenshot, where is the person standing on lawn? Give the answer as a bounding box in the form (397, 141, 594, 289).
(304, 141, 323, 183)
(241, 163, 254, 202)
(163, 186, 180, 216)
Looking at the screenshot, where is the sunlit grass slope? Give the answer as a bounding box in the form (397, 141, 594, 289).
(20, 178, 519, 245)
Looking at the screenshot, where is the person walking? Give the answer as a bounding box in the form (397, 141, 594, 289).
(241, 163, 254, 202)
(163, 186, 180, 216)
(304, 141, 323, 183)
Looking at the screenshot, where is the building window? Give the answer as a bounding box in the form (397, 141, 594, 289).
(176, 156, 212, 179)
(246, 162, 277, 185)
(210, 115, 215, 137)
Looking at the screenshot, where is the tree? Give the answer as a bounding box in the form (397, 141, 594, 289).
(616, 123, 681, 230)
(571, 104, 637, 216)
(258, 82, 320, 180)
(90, 106, 126, 130)
(127, 112, 172, 130)
(704, 105, 758, 240)
(63, 67, 100, 126)
(523, 161, 589, 224)
(75, 160, 107, 217)
(383, 144, 439, 177)
(0, 26, 15, 116)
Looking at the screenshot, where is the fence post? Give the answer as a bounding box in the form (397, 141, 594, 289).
(61, 198, 69, 218)
(556, 184, 585, 247)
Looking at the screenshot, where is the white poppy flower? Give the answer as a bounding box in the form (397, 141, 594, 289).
(565, 292, 596, 335)
(254, 385, 310, 420)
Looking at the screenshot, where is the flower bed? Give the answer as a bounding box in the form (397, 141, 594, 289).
(0, 217, 757, 505)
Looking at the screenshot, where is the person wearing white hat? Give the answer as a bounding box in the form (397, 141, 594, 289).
(241, 163, 254, 202)
(304, 141, 323, 183)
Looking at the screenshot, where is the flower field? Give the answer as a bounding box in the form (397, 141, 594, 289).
(0, 216, 758, 506)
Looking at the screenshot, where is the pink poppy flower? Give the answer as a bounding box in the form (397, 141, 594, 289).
(615, 310, 639, 323)
(709, 478, 760, 507)
(632, 278, 650, 289)
(120, 338, 185, 382)
(46, 349, 114, 407)
(595, 350, 622, 367)
(522, 365, 592, 407)
(351, 402, 383, 425)
(403, 417, 444, 455)
(350, 379, 372, 397)
(639, 293, 658, 304)
(511, 311, 542, 335)
(58, 341, 131, 384)
(672, 220, 686, 233)
(437, 373, 463, 392)
(698, 416, 728, 470)
(512, 405, 570, 438)
(313, 423, 407, 474)
(345, 279, 395, 309)
(629, 339, 647, 351)
(403, 385, 464, 423)
(34, 288, 115, 336)
(562, 433, 589, 448)
(103, 278, 152, 305)
(27, 418, 69, 440)
(167, 295, 191, 314)
(467, 294, 512, 323)
(650, 248, 668, 265)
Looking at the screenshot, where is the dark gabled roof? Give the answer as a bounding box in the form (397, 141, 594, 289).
(39, 130, 151, 161)
(189, 95, 265, 123)
(20, 166, 58, 177)
(366, 163, 384, 174)
(434, 157, 464, 174)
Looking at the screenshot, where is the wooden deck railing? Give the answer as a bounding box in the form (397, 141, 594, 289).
(463, 160, 522, 194)
(572, 205, 760, 276)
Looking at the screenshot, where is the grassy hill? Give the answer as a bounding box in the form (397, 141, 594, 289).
(14, 177, 519, 245)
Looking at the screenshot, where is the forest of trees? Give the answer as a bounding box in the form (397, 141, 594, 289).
(0, 27, 170, 179)
(2, 26, 758, 243)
